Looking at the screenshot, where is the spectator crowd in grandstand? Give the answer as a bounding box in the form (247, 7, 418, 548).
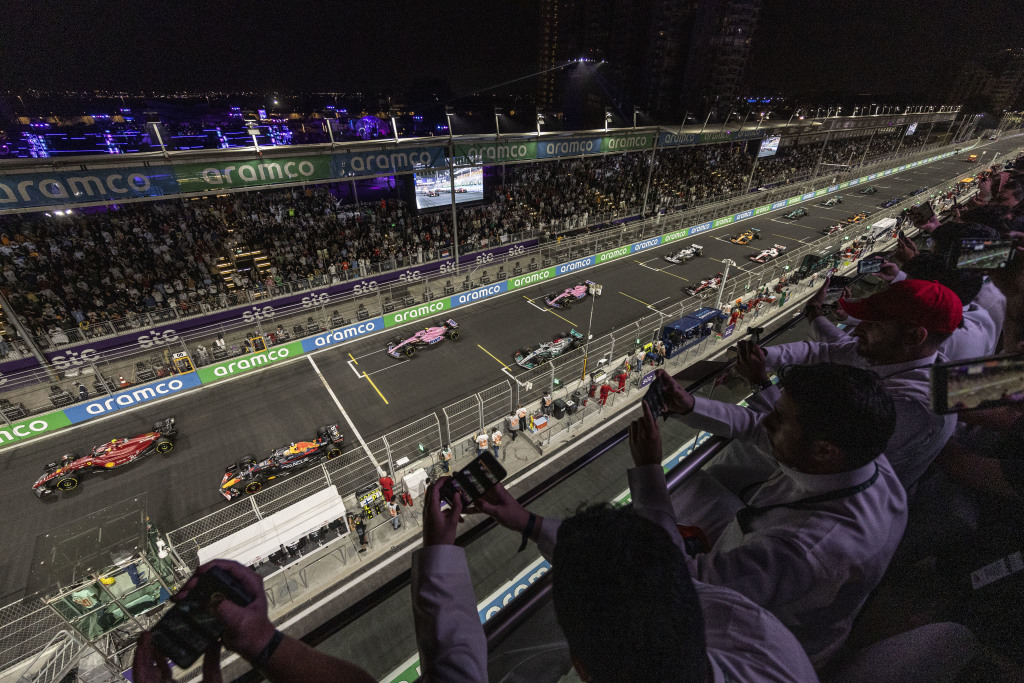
(0, 128, 945, 356)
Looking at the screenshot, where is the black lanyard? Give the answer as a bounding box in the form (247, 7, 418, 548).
(735, 464, 880, 534)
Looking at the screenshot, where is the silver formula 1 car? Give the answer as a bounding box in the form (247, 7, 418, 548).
(514, 330, 584, 369)
(664, 244, 704, 264)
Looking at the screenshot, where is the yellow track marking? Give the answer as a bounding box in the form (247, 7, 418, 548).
(477, 344, 510, 370)
(348, 352, 358, 364)
(619, 291, 652, 306)
(362, 371, 389, 405)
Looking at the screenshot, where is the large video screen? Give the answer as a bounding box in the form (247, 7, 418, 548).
(905, 123, 918, 136)
(414, 167, 484, 210)
(758, 136, 781, 158)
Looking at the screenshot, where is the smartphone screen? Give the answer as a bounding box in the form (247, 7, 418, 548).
(857, 258, 884, 275)
(953, 238, 1015, 271)
(908, 202, 935, 224)
(931, 353, 1024, 413)
(442, 451, 507, 505)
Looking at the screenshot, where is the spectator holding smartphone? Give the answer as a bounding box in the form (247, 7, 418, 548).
(132, 560, 375, 683)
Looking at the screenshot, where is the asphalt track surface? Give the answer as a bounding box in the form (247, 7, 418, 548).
(0, 139, 1014, 601)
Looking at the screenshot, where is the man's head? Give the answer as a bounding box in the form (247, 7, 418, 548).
(553, 505, 707, 683)
(763, 363, 897, 474)
(901, 252, 983, 308)
(840, 280, 962, 363)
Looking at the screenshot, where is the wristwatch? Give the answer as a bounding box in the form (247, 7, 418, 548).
(749, 378, 774, 394)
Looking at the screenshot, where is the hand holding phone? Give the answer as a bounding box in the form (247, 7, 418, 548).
(440, 451, 507, 508)
(931, 353, 1024, 413)
(150, 562, 265, 669)
(642, 378, 667, 420)
(951, 238, 1017, 272)
(424, 478, 464, 547)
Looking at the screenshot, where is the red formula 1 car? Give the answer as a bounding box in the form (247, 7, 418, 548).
(220, 424, 344, 500)
(685, 273, 723, 298)
(545, 280, 595, 308)
(387, 319, 460, 358)
(32, 417, 178, 498)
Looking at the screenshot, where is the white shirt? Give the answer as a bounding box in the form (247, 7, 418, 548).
(476, 433, 489, 449)
(412, 546, 488, 682)
(761, 316, 956, 489)
(940, 302, 998, 361)
(974, 278, 1006, 339)
(668, 399, 907, 667)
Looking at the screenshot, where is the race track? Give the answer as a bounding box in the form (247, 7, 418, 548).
(0, 139, 1012, 600)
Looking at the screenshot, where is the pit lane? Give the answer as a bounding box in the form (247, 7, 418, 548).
(0, 139, 1011, 600)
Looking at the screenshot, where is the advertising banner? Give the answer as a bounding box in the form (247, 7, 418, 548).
(630, 236, 662, 253)
(0, 410, 72, 447)
(452, 141, 537, 166)
(535, 137, 603, 159)
(507, 267, 556, 291)
(658, 129, 764, 147)
(601, 132, 655, 154)
(734, 209, 754, 221)
(301, 317, 385, 353)
(689, 221, 714, 236)
(450, 281, 508, 308)
(597, 244, 633, 261)
(195, 341, 304, 384)
(712, 215, 734, 228)
(383, 298, 453, 328)
(0, 165, 179, 211)
(754, 204, 773, 216)
(64, 372, 202, 423)
(333, 146, 448, 177)
(555, 256, 596, 275)
(661, 228, 690, 244)
(175, 156, 333, 193)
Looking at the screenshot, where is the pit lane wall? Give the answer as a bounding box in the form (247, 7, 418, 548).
(0, 149, 961, 448)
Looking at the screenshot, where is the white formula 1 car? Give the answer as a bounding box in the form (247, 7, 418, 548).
(748, 244, 788, 264)
(664, 244, 704, 264)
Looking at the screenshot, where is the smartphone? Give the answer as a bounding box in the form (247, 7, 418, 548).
(908, 202, 935, 224)
(951, 238, 1016, 272)
(440, 450, 507, 506)
(643, 378, 667, 420)
(857, 258, 884, 275)
(823, 275, 855, 305)
(151, 567, 255, 668)
(930, 353, 1024, 414)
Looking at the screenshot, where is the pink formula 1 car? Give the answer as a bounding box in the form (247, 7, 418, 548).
(544, 280, 595, 308)
(387, 319, 460, 358)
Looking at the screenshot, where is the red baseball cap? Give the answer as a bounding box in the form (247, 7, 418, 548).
(839, 280, 963, 334)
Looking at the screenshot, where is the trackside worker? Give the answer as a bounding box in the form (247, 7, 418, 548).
(507, 410, 520, 441)
(491, 428, 502, 460)
(476, 431, 489, 455)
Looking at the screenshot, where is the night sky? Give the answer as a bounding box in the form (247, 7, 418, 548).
(2, 0, 1022, 98)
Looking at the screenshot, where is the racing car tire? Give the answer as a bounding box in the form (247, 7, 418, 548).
(244, 480, 263, 495)
(404, 345, 416, 357)
(240, 457, 257, 468)
(154, 437, 174, 454)
(446, 329, 460, 341)
(326, 447, 342, 460)
(56, 475, 80, 491)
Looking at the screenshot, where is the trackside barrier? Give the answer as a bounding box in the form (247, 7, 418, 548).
(0, 143, 989, 449)
(382, 414, 442, 471)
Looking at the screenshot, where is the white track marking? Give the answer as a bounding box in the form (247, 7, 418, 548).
(307, 355, 380, 471)
(347, 359, 362, 378)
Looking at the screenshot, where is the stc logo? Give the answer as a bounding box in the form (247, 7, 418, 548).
(399, 270, 423, 283)
(302, 293, 329, 308)
(242, 305, 275, 323)
(353, 281, 379, 296)
(138, 329, 179, 349)
(50, 348, 100, 370)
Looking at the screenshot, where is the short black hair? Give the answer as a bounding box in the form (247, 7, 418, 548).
(778, 363, 896, 470)
(552, 505, 707, 682)
(902, 252, 983, 307)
